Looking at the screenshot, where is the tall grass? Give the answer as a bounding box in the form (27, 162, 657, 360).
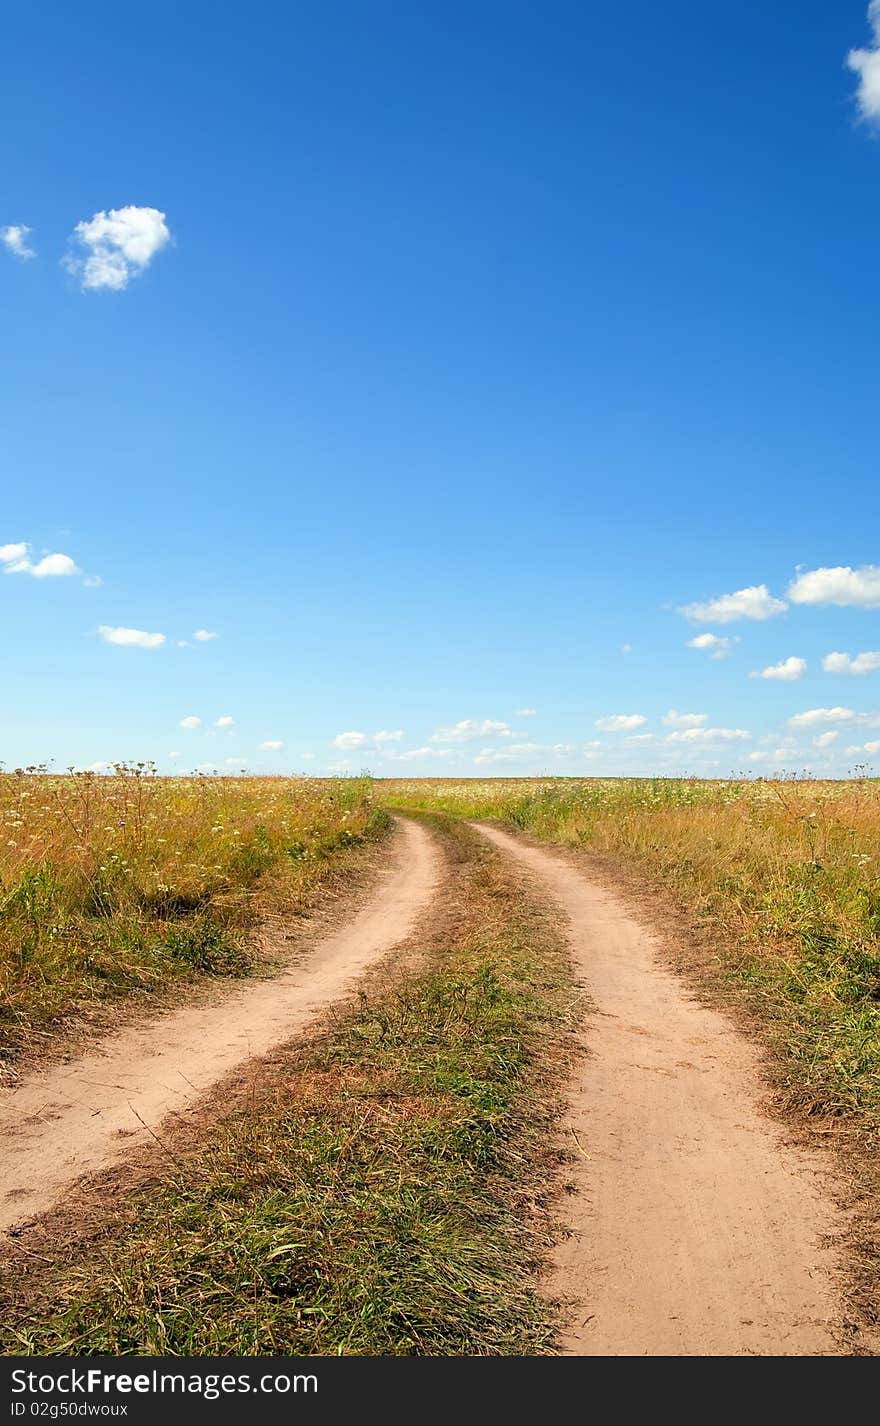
(0, 768, 389, 1059)
(384, 776, 880, 1126)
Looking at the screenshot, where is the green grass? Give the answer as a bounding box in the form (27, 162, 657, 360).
(2, 817, 576, 1356)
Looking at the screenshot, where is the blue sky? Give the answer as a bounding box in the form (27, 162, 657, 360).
(3, 0, 880, 778)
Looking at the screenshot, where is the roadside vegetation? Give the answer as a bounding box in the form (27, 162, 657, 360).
(385, 777, 880, 1132)
(0, 768, 388, 1061)
(2, 818, 576, 1356)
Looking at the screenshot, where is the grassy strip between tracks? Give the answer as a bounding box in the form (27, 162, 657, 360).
(2, 816, 577, 1356)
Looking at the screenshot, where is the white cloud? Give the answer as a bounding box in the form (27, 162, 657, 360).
(814, 732, 838, 748)
(259, 739, 284, 751)
(395, 747, 452, 762)
(331, 732, 366, 749)
(473, 742, 574, 766)
(751, 656, 807, 682)
(822, 650, 880, 676)
(65, 206, 171, 292)
(665, 726, 750, 744)
(328, 759, 352, 772)
(1, 543, 81, 578)
(224, 757, 247, 768)
(168, 751, 182, 760)
(595, 714, 647, 732)
(788, 565, 880, 608)
(332, 729, 404, 750)
(514, 708, 537, 717)
(848, 3, 880, 121)
(193, 629, 218, 642)
(626, 733, 656, 744)
(747, 748, 804, 764)
(430, 719, 512, 743)
(179, 715, 202, 730)
(99, 625, 165, 649)
(662, 709, 708, 728)
(680, 584, 787, 624)
(31, 553, 80, 577)
(789, 707, 856, 728)
(687, 632, 733, 659)
(214, 716, 235, 728)
(82, 574, 102, 588)
(621, 643, 633, 654)
(1, 225, 35, 260)
(0, 542, 28, 566)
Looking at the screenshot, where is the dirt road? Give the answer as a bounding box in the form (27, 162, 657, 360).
(474, 823, 844, 1357)
(0, 818, 438, 1236)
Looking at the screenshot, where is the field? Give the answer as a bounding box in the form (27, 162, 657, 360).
(3, 770, 880, 1354)
(0, 768, 389, 1061)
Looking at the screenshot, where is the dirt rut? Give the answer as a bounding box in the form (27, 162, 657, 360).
(0, 818, 438, 1236)
(474, 823, 844, 1358)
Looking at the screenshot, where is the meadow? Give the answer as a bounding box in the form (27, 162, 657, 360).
(0, 767, 389, 1061)
(386, 776, 880, 1129)
(5, 769, 880, 1354)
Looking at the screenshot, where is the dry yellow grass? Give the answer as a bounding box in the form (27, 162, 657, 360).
(0, 767, 388, 1058)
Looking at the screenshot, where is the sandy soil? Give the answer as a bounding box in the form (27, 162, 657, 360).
(474, 823, 845, 1358)
(0, 818, 438, 1237)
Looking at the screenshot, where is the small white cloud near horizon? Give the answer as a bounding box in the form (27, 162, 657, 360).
(595, 714, 647, 732)
(430, 719, 511, 743)
(332, 730, 404, 750)
(788, 565, 880, 609)
(214, 716, 235, 728)
(822, 650, 880, 676)
(662, 710, 708, 728)
(789, 707, 856, 728)
(193, 629, 218, 642)
(65, 206, 171, 292)
(514, 708, 537, 717)
(751, 656, 807, 682)
(680, 584, 787, 624)
(814, 732, 839, 748)
(665, 726, 750, 744)
(259, 739, 284, 751)
(168, 751, 182, 760)
(179, 715, 201, 730)
(99, 625, 165, 649)
(848, 3, 880, 122)
(687, 632, 733, 659)
(395, 747, 452, 762)
(474, 742, 574, 766)
(1, 225, 35, 261)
